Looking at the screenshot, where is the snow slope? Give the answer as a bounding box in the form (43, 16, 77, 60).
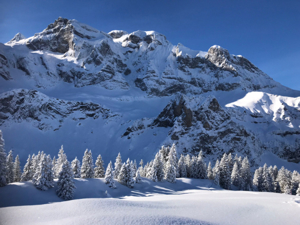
(1, 178, 300, 225)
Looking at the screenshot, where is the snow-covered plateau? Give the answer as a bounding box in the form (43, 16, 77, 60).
(1, 178, 300, 225)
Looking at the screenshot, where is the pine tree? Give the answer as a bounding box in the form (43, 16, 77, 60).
(126, 159, 135, 188)
(0, 130, 7, 187)
(30, 154, 38, 180)
(189, 156, 197, 178)
(94, 155, 105, 178)
(207, 162, 214, 180)
(56, 161, 76, 200)
(253, 167, 263, 191)
(135, 169, 142, 183)
(291, 170, 300, 195)
(13, 155, 21, 182)
(46, 155, 54, 186)
(6, 150, 14, 184)
(228, 153, 234, 175)
(118, 163, 127, 185)
(105, 161, 116, 188)
(164, 147, 177, 183)
(139, 159, 144, 168)
(21, 155, 32, 182)
(185, 155, 191, 178)
(296, 183, 300, 196)
(240, 157, 252, 191)
(114, 153, 122, 178)
(273, 165, 278, 180)
(231, 162, 240, 188)
(81, 149, 94, 178)
(133, 160, 137, 177)
(178, 155, 187, 178)
(195, 151, 206, 179)
(276, 167, 291, 193)
(213, 160, 220, 186)
(262, 164, 273, 192)
(146, 160, 153, 178)
(33, 154, 54, 190)
(150, 152, 164, 182)
(71, 157, 81, 178)
(219, 153, 231, 189)
(55, 145, 67, 178)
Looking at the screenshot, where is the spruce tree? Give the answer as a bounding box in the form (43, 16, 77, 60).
(276, 167, 291, 193)
(296, 183, 300, 196)
(21, 155, 32, 182)
(33, 154, 54, 190)
(6, 150, 14, 184)
(56, 161, 76, 200)
(150, 152, 164, 182)
(118, 163, 127, 185)
(164, 147, 177, 183)
(114, 153, 122, 178)
(213, 160, 220, 186)
(13, 155, 21, 182)
(240, 157, 252, 191)
(133, 160, 137, 177)
(55, 145, 67, 178)
(94, 155, 105, 178)
(207, 162, 214, 180)
(253, 167, 263, 191)
(185, 155, 191, 177)
(0, 130, 7, 187)
(81, 149, 94, 178)
(196, 151, 206, 179)
(262, 164, 273, 192)
(71, 157, 81, 178)
(178, 155, 187, 178)
(105, 161, 116, 188)
(30, 154, 38, 179)
(219, 153, 231, 189)
(135, 169, 142, 183)
(231, 162, 240, 188)
(228, 153, 234, 174)
(126, 159, 135, 188)
(291, 170, 300, 195)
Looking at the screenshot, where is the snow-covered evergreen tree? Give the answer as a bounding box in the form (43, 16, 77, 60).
(126, 159, 135, 188)
(146, 160, 153, 178)
(207, 162, 214, 180)
(276, 166, 291, 193)
(81, 149, 94, 178)
(262, 164, 273, 192)
(139, 159, 144, 168)
(150, 152, 164, 182)
(30, 154, 38, 179)
(94, 155, 105, 178)
(178, 155, 187, 178)
(227, 153, 233, 174)
(6, 150, 14, 184)
(105, 161, 116, 188)
(21, 155, 32, 182)
(118, 163, 127, 185)
(135, 169, 141, 183)
(55, 145, 67, 178)
(71, 157, 81, 178)
(133, 160, 137, 177)
(159, 145, 169, 164)
(13, 155, 21, 182)
(195, 151, 206, 179)
(114, 153, 122, 178)
(56, 161, 76, 200)
(32, 154, 54, 190)
(297, 184, 300, 196)
(240, 157, 252, 191)
(273, 165, 278, 181)
(164, 146, 177, 183)
(219, 153, 231, 189)
(183, 155, 190, 177)
(253, 167, 263, 191)
(231, 162, 240, 188)
(213, 160, 220, 186)
(0, 130, 7, 187)
(291, 170, 300, 195)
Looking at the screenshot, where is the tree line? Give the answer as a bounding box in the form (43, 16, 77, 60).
(0, 130, 300, 200)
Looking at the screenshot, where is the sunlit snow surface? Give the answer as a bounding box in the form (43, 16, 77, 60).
(0, 178, 300, 225)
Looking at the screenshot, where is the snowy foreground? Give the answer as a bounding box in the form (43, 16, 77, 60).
(1, 178, 300, 225)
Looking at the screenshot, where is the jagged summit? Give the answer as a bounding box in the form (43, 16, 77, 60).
(6, 33, 26, 44)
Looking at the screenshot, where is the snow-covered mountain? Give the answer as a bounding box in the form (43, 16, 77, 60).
(0, 17, 299, 169)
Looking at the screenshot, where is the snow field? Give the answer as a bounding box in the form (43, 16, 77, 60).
(0, 178, 300, 225)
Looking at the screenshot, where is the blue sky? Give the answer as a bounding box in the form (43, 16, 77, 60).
(1, 0, 299, 90)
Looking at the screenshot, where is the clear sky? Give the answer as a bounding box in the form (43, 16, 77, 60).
(1, 0, 299, 90)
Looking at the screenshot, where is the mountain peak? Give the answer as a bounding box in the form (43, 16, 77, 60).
(6, 33, 26, 44)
